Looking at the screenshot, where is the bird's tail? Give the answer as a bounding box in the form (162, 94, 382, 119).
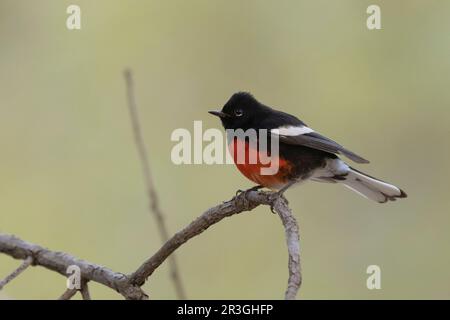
(341, 167, 407, 203)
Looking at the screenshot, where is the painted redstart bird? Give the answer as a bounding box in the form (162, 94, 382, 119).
(209, 92, 407, 203)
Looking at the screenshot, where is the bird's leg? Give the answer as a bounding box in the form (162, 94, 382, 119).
(277, 180, 297, 196)
(269, 181, 297, 213)
(235, 185, 263, 196)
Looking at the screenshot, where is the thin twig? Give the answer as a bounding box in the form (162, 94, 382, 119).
(123, 69, 186, 299)
(58, 288, 77, 300)
(0, 256, 33, 290)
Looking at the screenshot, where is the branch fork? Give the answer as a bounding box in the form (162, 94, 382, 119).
(0, 188, 301, 299)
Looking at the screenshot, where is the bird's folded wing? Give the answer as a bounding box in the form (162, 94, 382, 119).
(271, 126, 369, 164)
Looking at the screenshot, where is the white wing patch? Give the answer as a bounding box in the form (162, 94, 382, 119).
(271, 125, 314, 136)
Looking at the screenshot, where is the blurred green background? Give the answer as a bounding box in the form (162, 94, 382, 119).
(1, 0, 449, 299)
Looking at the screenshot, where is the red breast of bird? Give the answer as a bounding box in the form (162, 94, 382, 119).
(228, 137, 293, 190)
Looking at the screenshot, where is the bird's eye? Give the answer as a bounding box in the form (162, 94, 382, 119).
(234, 109, 243, 117)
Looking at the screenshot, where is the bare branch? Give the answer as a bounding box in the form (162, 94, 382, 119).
(80, 281, 91, 300)
(271, 196, 302, 299)
(0, 256, 33, 290)
(58, 288, 77, 300)
(0, 234, 148, 300)
(123, 69, 186, 299)
(129, 190, 302, 299)
(0, 189, 301, 299)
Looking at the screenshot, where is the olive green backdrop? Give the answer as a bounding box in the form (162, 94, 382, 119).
(1, 0, 449, 299)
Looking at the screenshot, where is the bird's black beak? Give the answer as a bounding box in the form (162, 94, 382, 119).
(208, 110, 230, 118)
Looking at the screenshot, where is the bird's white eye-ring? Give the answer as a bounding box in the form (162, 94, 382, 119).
(234, 109, 243, 117)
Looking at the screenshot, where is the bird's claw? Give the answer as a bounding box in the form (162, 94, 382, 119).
(269, 191, 289, 214)
(249, 185, 263, 192)
(235, 185, 263, 196)
(270, 203, 276, 214)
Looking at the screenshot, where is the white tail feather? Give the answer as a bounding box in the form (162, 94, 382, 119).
(341, 168, 406, 203)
